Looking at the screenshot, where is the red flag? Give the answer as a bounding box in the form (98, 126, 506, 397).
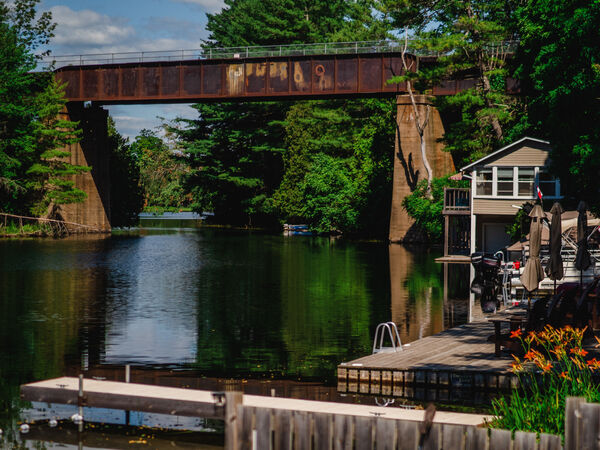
(536, 186, 543, 201)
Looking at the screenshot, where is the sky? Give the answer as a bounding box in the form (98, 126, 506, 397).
(39, 0, 227, 139)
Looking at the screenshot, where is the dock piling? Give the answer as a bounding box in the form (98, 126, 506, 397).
(77, 375, 84, 432)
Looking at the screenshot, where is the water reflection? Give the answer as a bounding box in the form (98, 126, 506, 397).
(0, 228, 469, 446)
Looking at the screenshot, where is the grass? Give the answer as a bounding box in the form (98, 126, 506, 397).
(0, 221, 52, 236)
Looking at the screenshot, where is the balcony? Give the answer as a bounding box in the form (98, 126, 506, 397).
(443, 188, 471, 215)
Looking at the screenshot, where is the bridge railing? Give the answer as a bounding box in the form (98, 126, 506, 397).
(38, 39, 518, 70)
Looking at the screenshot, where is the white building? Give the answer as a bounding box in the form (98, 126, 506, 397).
(460, 137, 561, 254)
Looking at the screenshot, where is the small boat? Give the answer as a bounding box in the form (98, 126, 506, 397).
(283, 224, 314, 236)
(506, 211, 600, 302)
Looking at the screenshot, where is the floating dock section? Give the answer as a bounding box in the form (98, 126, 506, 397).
(337, 322, 516, 403)
(19, 376, 565, 449)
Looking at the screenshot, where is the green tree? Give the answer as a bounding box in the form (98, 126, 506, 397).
(386, 0, 523, 165)
(108, 117, 144, 227)
(131, 129, 188, 210)
(175, 102, 284, 225)
(273, 98, 395, 235)
(515, 0, 600, 211)
(0, 0, 88, 217)
(174, 0, 393, 229)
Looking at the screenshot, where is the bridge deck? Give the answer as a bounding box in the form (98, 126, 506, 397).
(54, 53, 479, 104)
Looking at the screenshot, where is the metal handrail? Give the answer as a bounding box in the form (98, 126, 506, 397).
(38, 39, 519, 70)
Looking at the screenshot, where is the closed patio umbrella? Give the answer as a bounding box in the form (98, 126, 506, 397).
(521, 204, 545, 294)
(546, 202, 564, 293)
(575, 201, 592, 286)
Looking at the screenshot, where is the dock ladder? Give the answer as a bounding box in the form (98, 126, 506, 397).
(372, 322, 402, 354)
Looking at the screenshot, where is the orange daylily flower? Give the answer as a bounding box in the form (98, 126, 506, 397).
(511, 356, 523, 373)
(559, 371, 570, 379)
(510, 329, 522, 339)
(524, 350, 537, 361)
(587, 358, 600, 370)
(570, 348, 588, 357)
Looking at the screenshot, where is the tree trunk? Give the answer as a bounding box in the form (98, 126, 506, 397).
(401, 27, 433, 198)
(481, 73, 504, 140)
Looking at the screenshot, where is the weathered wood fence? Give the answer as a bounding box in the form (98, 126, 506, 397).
(25, 377, 600, 450)
(234, 405, 562, 450)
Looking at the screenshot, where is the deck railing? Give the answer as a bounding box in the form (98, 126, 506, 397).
(443, 188, 471, 215)
(37, 39, 519, 70)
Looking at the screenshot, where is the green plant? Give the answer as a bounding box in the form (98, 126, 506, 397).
(490, 325, 600, 436)
(402, 176, 469, 241)
(506, 201, 534, 242)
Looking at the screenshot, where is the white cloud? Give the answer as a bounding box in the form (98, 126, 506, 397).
(50, 6, 135, 50)
(48, 6, 202, 56)
(171, 0, 225, 13)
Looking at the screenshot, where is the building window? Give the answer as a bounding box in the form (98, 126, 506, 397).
(497, 168, 514, 196)
(518, 168, 535, 196)
(476, 169, 493, 195)
(539, 169, 559, 197)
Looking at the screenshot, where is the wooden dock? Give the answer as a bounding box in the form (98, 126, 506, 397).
(21, 376, 490, 426)
(434, 255, 471, 264)
(19, 376, 570, 449)
(21, 376, 497, 449)
(337, 321, 516, 404)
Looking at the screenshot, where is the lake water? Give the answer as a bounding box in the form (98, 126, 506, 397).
(0, 225, 469, 448)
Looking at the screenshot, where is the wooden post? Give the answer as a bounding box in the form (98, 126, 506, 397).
(444, 215, 450, 256)
(225, 391, 243, 450)
(565, 397, 585, 450)
(78, 375, 84, 433)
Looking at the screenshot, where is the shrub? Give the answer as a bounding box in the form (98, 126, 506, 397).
(402, 176, 469, 241)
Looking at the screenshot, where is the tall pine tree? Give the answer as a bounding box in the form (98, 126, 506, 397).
(0, 0, 88, 217)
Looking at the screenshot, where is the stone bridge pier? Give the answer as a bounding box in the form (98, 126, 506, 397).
(389, 94, 455, 243)
(59, 103, 111, 232)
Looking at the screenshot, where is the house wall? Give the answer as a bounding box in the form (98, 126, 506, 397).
(473, 198, 531, 215)
(489, 144, 551, 167)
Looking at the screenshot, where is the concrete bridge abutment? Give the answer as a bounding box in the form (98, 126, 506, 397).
(389, 95, 455, 243)
(59, 103, 111, 232)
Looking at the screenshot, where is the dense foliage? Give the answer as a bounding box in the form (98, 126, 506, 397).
(3, 0, 600, 238)
(402, 176, 469, 240)
(108, 117, 144, 227)
(131, 129, 189, 211)
(515, 0, 600, 213)
(273, 98, 394, 234)
(0, 0, 88, 217)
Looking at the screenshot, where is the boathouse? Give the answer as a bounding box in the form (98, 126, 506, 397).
(459, 137, 561, 254)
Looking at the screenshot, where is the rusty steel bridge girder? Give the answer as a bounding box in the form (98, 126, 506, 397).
(55, 53, 481, 104)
